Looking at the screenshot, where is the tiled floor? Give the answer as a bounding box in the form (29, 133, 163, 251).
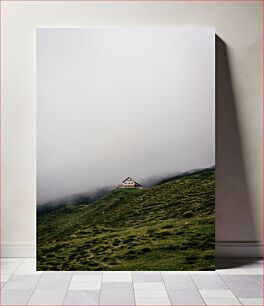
(0, 258, 263, 305)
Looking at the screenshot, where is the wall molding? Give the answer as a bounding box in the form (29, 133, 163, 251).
(216, 242, 263, 258)
(1, 242, 36, 258)
(1, 241, 263, 258)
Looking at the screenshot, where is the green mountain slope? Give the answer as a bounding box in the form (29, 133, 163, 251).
(37, 168, 215, 271)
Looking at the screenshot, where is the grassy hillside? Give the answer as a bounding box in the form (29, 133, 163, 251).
(37, 169, 215, 271)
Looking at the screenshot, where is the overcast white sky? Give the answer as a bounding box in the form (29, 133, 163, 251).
(37, 27, 215, 205)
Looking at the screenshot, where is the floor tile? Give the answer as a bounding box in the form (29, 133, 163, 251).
(161, 271, 189, 275)
(221, 275, 261, 289)
(69, 281, 101, 290)
(42, 271, 73, 276)
(63, 290, 100, 305)
(1, 267, 18, 274)
(28, 289, 66, 305)
(102, 272, 132, 282)
(245, 268, 263, 275)
(103, 271, 131, 274)
(74, 271, 102, 275)
(239, 298, 264, 305)
(136, 298, 171, 305)
(203, 298, 241, 305)
(231, 288, 263, 298)
(1, 275, 11, 282)
(3, 281, 37, 290)
(132, 272, 162, 282)
(163, 275, 196, 289)
(217, 268, 249, 275)
(1, 288, 33, 305)
(252, 275, 263, 287)
(191, 275, 228, 290)
(189, 271, 218, 275)
(101, 281, 133, 290)
(167, 289, 205, 305)
(99, 289, 135, 305)
(135, 289, 169, 299)
(40, 272, 73, 282)
(71, 274, 101, 282)
(14, 262, 42, 275)
(37, 279, 71, 290)
(134, 282, 166, 290)
(37, 272, 72, 290)
(8, 274, 41, 283)
(199, 289, 236, 298)
(2, 262, 21, 269)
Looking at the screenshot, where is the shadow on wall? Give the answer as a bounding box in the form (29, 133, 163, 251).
(215, 35, 259, 266)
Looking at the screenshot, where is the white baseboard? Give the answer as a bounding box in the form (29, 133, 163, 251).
(1, 242, 36, 258)
(216, 242, 263, 258)
(1, 242, 263, 258)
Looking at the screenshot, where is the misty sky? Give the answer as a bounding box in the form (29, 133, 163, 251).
(37, 27, 215, 205)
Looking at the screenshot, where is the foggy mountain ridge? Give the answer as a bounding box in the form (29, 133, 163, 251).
(37, 166, 215, 214)
(37, 186, 112, 214)
(37, 28, 215, 205)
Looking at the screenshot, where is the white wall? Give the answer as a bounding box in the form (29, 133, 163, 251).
(1, 1, 262, 257)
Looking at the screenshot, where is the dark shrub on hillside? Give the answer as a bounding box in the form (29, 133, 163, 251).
(182, 211, 194, 218)
(155, 231, 172, 238)
(112, 239, 120, 246)
(164, 244, 179, 251)
(161, 224, 174, 229)
(203, 254, 214, 260)
(141, 247, 151, 253)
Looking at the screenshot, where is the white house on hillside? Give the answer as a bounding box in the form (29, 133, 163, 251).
(117, 177, 143, 189)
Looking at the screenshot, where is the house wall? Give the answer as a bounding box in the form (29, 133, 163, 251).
(123, 179, 135, 187)
(1, 1, 262, 257)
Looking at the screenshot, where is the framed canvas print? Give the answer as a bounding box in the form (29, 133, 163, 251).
(37, 27, 215, 271)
